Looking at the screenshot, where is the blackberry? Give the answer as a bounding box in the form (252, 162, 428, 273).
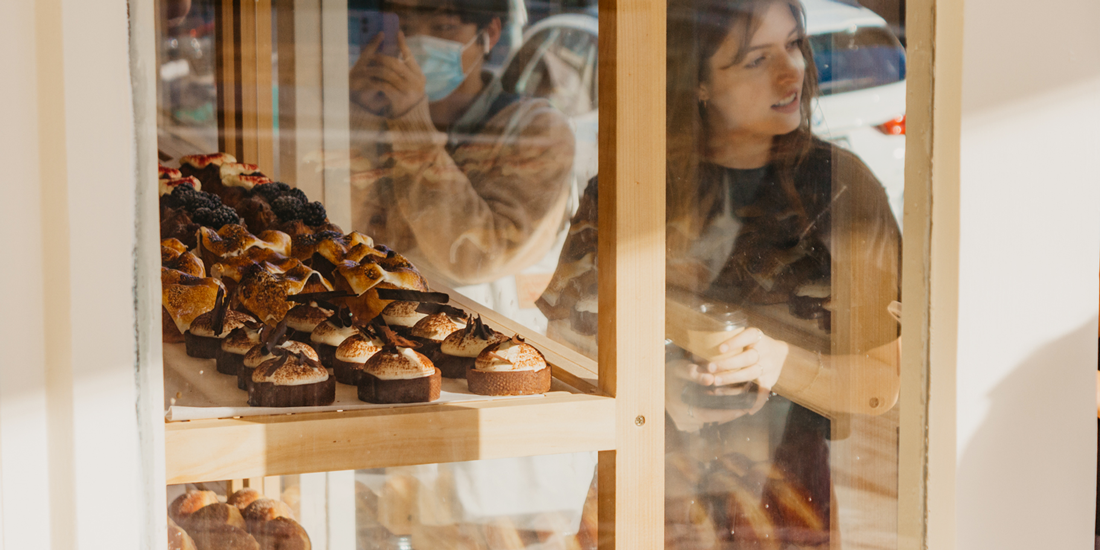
(285, 188, 308, 204)
(301, 201, 328, 226)
(165, 183, 196, 209)
(252, 181, 290, 202)
(182, 190, 222, 213)
(272, 195, 305, 222)
(191, 205, 241, 229)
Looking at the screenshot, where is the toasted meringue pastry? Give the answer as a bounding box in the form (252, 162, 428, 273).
(198, 225, 292, 259)
(161, 274, 225, 333)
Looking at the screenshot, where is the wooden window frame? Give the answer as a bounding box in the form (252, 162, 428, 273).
(0, 0, 960, 547)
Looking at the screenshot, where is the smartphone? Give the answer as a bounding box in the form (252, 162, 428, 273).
(359, 11, 400, 57)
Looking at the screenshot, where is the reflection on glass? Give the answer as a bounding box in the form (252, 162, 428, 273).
(347, 0, 590, 333)
(158, 0, 220, 158)
(539, 0, 905, 547)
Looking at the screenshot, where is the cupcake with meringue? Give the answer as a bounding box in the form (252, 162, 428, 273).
(437, 315, 508, 379)
(240, 339, 318, 391)
(408, 309, 467, 366)
(216, 325, 262, 375)
(357, 328, 440, 404)
(333, 325, 385, 385)
(379, 301, 428, 336)
(248, 345, 335, 407)
(184, 289, 256, 359)
(309, 311, 360, 369)
(468, 336, 551, 396)
(284, 302, 333, 343)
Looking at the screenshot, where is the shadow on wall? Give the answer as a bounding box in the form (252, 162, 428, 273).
(956, 316, 1098, 549)
(962, 0, 1100, 117)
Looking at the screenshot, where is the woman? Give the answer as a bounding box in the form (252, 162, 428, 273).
(539, 0, 902, 546)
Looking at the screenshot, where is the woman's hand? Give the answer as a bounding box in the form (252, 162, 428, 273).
(665, 359, 750, 433)
(349, 31, 427, 117)
(698, 327, 788, 391)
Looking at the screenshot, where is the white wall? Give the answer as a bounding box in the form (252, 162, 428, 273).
(956, 0, 1100, 547)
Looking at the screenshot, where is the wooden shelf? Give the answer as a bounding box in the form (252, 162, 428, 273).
(166, 389, 614, 484)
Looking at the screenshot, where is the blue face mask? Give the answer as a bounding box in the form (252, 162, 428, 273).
(406, 33, 482, 102)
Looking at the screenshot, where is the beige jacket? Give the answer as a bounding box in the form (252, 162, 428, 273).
(348, 76, 576, 286)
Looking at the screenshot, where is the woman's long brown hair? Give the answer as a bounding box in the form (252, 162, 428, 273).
(666, 0, 820, 238)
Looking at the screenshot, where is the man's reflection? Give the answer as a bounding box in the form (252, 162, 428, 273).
(348, 0, 576, 303)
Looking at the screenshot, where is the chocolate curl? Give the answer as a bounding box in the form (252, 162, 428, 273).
(375, 288, 449, 303)
(332, 305, 355, 328)
(414, 302, 468, 319)
(466, 315, 496, 341)
(262, 318, 289, 355)
(210, 286, 228, 336)
(377, 323, 420, 350)
(288, 290, 351, 304)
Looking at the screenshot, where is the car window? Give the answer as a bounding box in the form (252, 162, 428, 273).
(502, 26, 598, 116)
(809, 26, 906, 96)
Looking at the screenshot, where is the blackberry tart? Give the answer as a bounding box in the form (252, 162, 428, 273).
(248, 346, 335, 407)
(178, 152, 236, 197)
(437, 315, 508, 379)
(468, 336, 551, 396)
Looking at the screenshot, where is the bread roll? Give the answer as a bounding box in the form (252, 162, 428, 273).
(241, 498, 294, 534)
(169, 490, 219, 524)
(254, 517, 311, 550)
(185, 503, 246, 533)
(227, 488, 263, 510)
(168, 517, 198, 550)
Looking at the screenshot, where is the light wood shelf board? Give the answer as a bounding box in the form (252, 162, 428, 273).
(165, 391, 615, 484)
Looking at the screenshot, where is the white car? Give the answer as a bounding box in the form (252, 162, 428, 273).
(501, 0, 907, 224)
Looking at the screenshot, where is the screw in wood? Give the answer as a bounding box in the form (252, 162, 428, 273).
(634, 415, 645, 426)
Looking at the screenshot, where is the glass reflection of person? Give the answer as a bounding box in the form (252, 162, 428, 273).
(347, 0, 576, 298)
(539, 0, 902, 546)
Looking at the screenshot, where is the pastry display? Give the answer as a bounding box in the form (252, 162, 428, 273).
(408, 309, 468, 367)
(357, 328, 441, 404)
(216, 326, 262, 375)
(468, 336, 551, 396)
(333, 325, 385, 385)
(169, 490, 220, 524)
(284, 303, 333, 343)
(185, 290, 256, 359)
(437, 315, 508, 379)
(160, 152, 551, 412)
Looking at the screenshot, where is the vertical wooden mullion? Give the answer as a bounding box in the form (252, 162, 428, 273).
(276, 0, 325, 198)
(898, 0, 961, 547)
(596, 0, 666, 548)
(320, 0, 352, 229)
(216, 0, 240, 158)
(255, 0, 275, 171)
(239, 0, 260, 163)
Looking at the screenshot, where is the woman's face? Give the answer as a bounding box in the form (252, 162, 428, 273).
(701, 2, 806, 141)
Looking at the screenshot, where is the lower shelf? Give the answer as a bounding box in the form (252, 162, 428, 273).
(165, 390, 616, 484)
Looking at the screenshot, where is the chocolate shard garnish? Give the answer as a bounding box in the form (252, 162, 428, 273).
(378, 324, 420, 350)
(263, 318, 289, 355)
(414, 303, 467, 318)
(288, 290, 351, 304)
(211, 287, 228, 336)
(333, 306, 354, 328)
(470, 315, 495, 340)
(375, 288, 450, 303)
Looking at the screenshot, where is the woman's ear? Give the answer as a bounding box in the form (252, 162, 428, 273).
(485, 17, 503, 54)
(697, 84, 710, 103)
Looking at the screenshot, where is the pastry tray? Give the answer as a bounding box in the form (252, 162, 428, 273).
(163, 343, 542, 421)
